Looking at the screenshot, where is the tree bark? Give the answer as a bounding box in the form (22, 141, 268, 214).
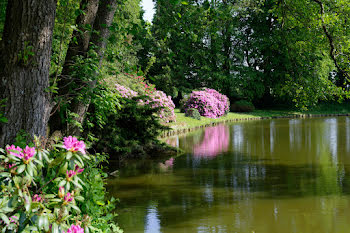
(68, 0, 118, 136)
(0, 0, 57, 146)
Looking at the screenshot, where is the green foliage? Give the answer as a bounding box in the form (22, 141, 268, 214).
(50, 0, 81, 75)
(185, 108, 201, 120)
(0, 0, 7, 39)
(0, 137, 121, 232)
(78, 154, 122, 232)
(231, 100, 255, 112)
(0, 99, 8, 124)
(139, 0, 350, 110)
(93, 96, 169, 156)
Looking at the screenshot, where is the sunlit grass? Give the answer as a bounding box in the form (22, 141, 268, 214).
(169, 102, 350, 130)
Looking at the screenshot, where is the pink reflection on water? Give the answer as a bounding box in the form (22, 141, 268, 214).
(159, 158, 174, 171)
(193, 125, 229, 158)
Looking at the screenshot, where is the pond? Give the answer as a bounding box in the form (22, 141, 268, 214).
(107, 117, 350, 233)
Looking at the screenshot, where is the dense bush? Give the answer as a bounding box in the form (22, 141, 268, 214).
(231, 100, 255, 112)
(93, 97, 169, 155)
(114, 73, 156, 96)
(0, 137, 121, 232)
(115, 82, 176, 123)
(185, 108, 201, 120)
(182, 88, 230, 118)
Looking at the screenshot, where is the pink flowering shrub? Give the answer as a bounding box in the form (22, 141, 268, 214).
(0, 136, 122, 233)
(115, 82, 176, 123)
(115, 83, 138, 98)
(182, 88, 230, 118)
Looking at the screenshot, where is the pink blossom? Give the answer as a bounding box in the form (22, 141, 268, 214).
(66, 170, 77, 180)
(22, 146, 36, 161)
(74, 165, 84, 174)
(8, 164, 16, 169)
(32, 194, 42, 202)
(63, 136, 86, 154)
(67, 224, 84, 233)
(6, 145, 23, 158)
(64, 192, 73, 203)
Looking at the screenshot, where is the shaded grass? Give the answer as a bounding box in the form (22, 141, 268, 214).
(168, 102, 350, 131)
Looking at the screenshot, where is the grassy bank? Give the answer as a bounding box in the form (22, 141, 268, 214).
(164, 102, 350, 136)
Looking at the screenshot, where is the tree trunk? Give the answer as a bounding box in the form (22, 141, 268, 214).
(0, 0, 57, 146)
(68, 0, 118, 136)
(312, 0, 349, 87)
(50, 0, 99, 133)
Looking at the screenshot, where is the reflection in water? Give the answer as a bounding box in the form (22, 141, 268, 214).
(145, 204, 161, 233)
(158, 158, 174, 172)
(109, 117, 350, 233)
(193, 125, 229, 158)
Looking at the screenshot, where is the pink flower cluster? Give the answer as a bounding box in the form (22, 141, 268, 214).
(6, 145, 36, 162)
(146, 90, 176, 123)
(64, 192, 74, 203)
(66, 165, 84, 181)
(63, 136, 86, 154)
(183, 88, 230, 118)
(67, 224, 84, 233)
(32, 194, 42, 203)
(115, 84, 138, 98)
(115, 84, 176, 123)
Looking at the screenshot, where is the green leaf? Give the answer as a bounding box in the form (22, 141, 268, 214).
(58, 180, 66, 187)
(59, 162, 68, 175)
(49, 154, 65, 168)
(0, 172, 10, 178)
(96, 201, 105, 206)
(74, 196, 84, 202)
(66, 151, 73, 160)
(44, 194, 56, 199)
(23, 195, 31, 212)
(0, 213, 10, 225)
(66, 181, 70, 191)
(52, 223, 59, 233)
(26, 164, 33, 177)
(17, 164, 26, 174)
(70, 204, 81, 213)
(49, 198, 62, 203)
(181, 1, 189, 5)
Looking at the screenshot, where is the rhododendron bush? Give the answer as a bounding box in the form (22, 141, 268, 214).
(0, 137, 122, 233)
(182, 88, 230, 118)
(115, 81, 176, 123)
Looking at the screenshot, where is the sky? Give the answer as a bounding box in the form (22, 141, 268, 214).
(141, 0, 155, 22)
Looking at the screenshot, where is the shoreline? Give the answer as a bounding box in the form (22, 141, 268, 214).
(161, 112, 350, 138)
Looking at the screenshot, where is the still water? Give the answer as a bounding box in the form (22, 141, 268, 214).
(107, 117, 350, 233)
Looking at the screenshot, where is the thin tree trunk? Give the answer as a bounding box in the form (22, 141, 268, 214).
(68, 0, 118, 136)
(312, 0, 349, 87)
(50, 0, 99, 133)
(0, 0, 57, 146)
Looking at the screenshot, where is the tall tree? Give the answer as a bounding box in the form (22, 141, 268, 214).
(0, 0, 57, 146)
(51, 0, 118, 135)
(68, 0, 118, 135)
